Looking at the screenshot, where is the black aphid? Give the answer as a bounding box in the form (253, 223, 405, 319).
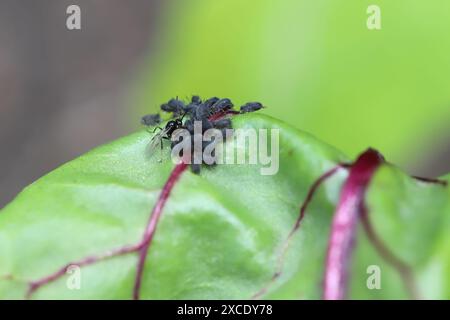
(191, 95, 202, 104)
(211, 98, 233, 115)
(141, 113, 162, 126)
(183, 95, 202, 114)
(192, 98, 233, 121)
(161, 98, 186, 118)
(212, 118, 232, 129)
(240, 102, 264, 113)
(191, 163, 201, 174)
(203, 97, 220, 108)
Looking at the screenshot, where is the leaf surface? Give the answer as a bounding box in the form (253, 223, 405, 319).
(0, 114, 448, 299)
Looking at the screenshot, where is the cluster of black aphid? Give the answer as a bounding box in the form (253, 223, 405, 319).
(141, 96, 263, 174)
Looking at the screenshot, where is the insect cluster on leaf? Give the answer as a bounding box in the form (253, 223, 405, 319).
(141, 96, 264, 173)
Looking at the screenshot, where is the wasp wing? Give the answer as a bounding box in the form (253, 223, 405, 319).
(147, 128, 169, 156)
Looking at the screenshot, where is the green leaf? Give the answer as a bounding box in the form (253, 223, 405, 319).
(0, 114, 347, 299)
(350, 168, 450, 299)
(0, 113, 448, 299)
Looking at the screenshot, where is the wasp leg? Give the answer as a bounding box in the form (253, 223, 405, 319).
(146, 126, 163, 135)
(156, 136, 171, 163)
(158, 136, 172, 162)
(159, 138, 164, 163)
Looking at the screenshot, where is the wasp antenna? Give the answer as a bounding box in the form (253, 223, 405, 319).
(180, 110, 188, 121)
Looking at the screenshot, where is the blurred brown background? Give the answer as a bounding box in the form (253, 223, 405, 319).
(0, 1, 449, 208)
(0, 0, 162, 206)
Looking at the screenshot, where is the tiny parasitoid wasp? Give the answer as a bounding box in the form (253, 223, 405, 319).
(143, 112, 187, 161)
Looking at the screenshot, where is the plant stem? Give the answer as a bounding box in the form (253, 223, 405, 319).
(323, 148, 384, 300)
(133, 161, 188, 299)
(251, 163, 350, 299)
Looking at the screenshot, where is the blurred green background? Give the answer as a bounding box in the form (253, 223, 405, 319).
(0, 0, 449, 207)
(133, 0, 450, 173)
